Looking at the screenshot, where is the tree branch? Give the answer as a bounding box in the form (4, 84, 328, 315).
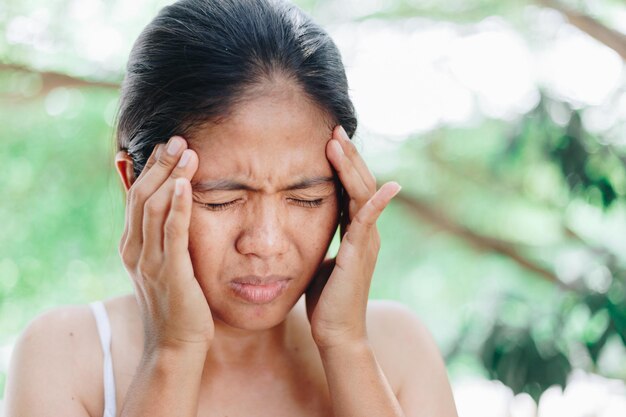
(0, 63, 119, 99)
(537, 0, 626, 61)
(387, 186, 571, 289)
(424, 144, 589, 246)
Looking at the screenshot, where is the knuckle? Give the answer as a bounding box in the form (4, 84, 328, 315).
(130, 187, 148, 204)
(163, 218, 181, 239)
(136, 259, 149, 277)
(353, 213, 366, 228)
(144, 197, 163, 216)
(357, 206, 376, 229)
(142, 160, 155, 173)
(121, 250, 138, 269)
(119, 246, 128, 263)
(156, 155, 172, 169)
(170, 167, 183, 179)
(369, 195, 383, 211)
(137, 256, 158, 278)
(118, 239, 125, 257)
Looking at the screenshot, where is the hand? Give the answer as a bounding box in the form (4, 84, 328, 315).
(305, 126, 401, 350)
(119, 136, 214, 355)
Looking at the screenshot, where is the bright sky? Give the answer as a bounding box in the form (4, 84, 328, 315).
(329, 9, 624, 141)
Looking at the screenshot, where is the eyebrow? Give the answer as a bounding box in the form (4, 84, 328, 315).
(191, 176, 337, 193)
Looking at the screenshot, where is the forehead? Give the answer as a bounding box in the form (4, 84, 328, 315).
(188, 86, 335, 189)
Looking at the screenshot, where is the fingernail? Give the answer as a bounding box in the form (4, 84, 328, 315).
(338, 126, 350, 141)
(167, 137, 183, 155)
(392, 183, 402, 197)
(177, 150, 191, 167)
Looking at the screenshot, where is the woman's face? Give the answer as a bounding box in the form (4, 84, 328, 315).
(186, 85, 340, 330)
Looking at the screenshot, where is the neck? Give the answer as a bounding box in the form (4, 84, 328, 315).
(126, 293, 306, 371)
(205, 314, 292, 368)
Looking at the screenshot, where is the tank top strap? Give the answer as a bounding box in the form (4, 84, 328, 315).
(89, 301, 117, 417)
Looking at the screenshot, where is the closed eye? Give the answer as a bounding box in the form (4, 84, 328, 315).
(200, 200, 239, 211)
(198, 198, 324, 211)
(290, 198, 323, 208)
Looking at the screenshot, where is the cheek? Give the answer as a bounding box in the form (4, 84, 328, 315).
(303, 204, 339, 243)
(290, 203, 340, 267)
(187, 208, 230, 269)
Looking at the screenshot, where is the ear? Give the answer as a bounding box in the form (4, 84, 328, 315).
(115, 151, 135, 193)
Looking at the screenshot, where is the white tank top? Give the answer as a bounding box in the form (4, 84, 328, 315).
(89, 301, 117, 417)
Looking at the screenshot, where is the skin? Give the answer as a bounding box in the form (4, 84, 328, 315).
(3, 81, 459, 417)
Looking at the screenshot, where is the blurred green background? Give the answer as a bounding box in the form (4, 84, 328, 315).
(1, 0, 626, 411)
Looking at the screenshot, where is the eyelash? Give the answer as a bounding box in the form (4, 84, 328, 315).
(200, 198, 324, 211)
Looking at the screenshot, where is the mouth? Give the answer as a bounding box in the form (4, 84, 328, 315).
(228, 275, 292, 304)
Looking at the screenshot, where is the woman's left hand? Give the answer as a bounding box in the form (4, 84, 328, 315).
(305, 125, 401, 350)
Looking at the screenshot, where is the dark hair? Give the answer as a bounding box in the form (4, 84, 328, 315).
(116, 0, 357, 179)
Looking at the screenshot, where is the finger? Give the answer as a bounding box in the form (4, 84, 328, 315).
(334, 126, 377, 193)
(334, 126, 378, 222)
(125, 136, 188, 262)
(342, 182, 401, 248)
(133, 136, 189, 194)
(327, 138, 371, 215)
(135, 143, 164, 183)
(120, 144, 163, 253)
(142, 148, 198, 264)
(163, 177, 192, 265)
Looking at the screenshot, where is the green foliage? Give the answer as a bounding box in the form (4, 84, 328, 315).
(480, 319, 572, 402)
(433, 92, 626, 398)
(0, 84, 131, 336)
(470, 271, 626, 401)
(502, 96, 624, 209)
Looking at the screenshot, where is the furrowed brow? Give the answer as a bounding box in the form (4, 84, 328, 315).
(191, 176, 336, 193)
(284, 176, 336, 191)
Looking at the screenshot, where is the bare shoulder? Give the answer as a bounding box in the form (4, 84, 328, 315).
(4, 304, 102, 417)
(366, 299, 430, 340)
(9, 303, 98, 372)
(366, 300, 459, 417)
(366, 300, 437, 376)
(366, 299, 438, 355)
(20, 303, 97, 340)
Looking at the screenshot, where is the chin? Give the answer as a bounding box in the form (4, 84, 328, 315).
(207, 285, 305, 332)
(211, 300, 296, 331)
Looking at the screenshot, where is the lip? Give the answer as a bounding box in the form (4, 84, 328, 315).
(228, 276, 292, 304)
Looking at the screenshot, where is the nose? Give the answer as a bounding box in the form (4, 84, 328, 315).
(235, 198, 290, 259)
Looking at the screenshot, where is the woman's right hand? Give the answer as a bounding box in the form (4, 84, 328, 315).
(119, 135, 214, 355)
